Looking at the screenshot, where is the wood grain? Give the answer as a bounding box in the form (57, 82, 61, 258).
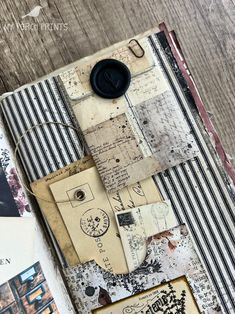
(0, 0, 234, 164)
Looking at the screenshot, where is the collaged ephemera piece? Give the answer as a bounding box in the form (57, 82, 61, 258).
(50, 166, 164, 274)
(115, 200, 177, 272)
(71, 65, 168, 132)
(84, 89, 198, 192)
(64, 224, 221, 314)
(30, 156, 95, 266)
(92, 276, 200, 314)
(59, 38, 198, 193)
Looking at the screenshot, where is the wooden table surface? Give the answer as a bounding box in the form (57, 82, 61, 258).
(0, 0, 234, 165)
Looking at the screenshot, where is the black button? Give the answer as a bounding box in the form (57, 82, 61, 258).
(90, 59, 131, 99)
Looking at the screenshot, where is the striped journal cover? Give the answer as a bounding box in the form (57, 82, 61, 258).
(152, 27, 235, 313)
(1, 77, 84, 182)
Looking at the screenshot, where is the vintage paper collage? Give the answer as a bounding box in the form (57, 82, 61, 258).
(64, 224, 221, 314)
(50, 165, 164, 274)
(92, 276, 201, 314)
(59, 39, 198, 193)
(0, 26, 231, 314)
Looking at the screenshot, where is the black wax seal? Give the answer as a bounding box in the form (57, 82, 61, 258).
(90, 59, 131, 99)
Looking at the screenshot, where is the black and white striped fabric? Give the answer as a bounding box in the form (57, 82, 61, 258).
(1, 77, 83, 182)
(150, 33, 235, 313)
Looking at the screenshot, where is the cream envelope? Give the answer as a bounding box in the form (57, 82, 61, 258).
(30, 156, 95, 266)
(115, 200, 177, 272)
(0, 217, 36, 284)
(92, 276, 200, 314)
(50, 166, 162, 274)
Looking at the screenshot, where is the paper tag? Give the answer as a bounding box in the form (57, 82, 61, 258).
(30, 156, 95, 266)
(50, 166, 162, 274)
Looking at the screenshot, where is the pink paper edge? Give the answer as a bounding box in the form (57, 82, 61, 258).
(159, 22, 235, 185)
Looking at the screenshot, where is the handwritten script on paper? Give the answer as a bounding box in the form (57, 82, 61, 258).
(70, 66, 168, 134)
(50, 166, 162, 274)
(84, 89, 198, 192)
(115, 200, 177, 272)
(93, 277, 200, 314)
(84, 113, 159, 192)
(60, 39, 198, 192)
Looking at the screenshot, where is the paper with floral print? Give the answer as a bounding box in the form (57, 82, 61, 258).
(0, 118, 31, 217)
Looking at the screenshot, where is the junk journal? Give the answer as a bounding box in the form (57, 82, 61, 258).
(0, 24, 234, 314)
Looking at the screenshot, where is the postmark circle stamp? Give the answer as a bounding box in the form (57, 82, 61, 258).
(80, 208, 110, 237)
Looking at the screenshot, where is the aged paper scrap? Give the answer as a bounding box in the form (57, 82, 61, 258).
(50, 166, 163, 274)
(92, 276, 200, 314)
(59, 38, 155, 100)
(84, 88, 198, 193)
(115, 200, 177, 272)
(30, 156, 95, 266)
(60, 39, 198, 193)
(71, 66, 168, 132)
